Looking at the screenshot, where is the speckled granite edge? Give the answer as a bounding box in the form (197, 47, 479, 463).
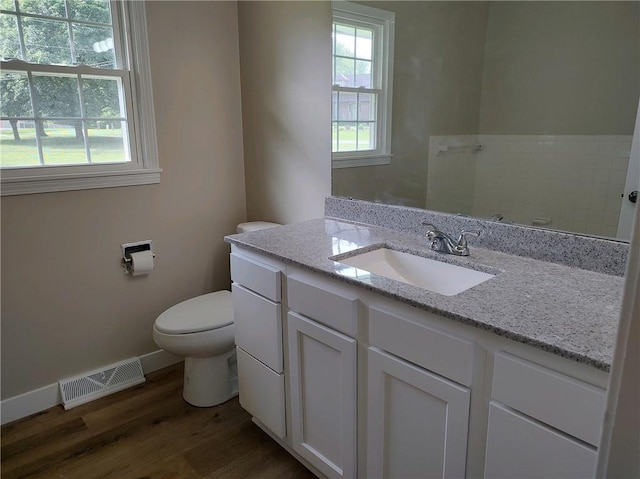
(326, 196, 629, 276)
(226, 218, 624, 372)
(333, 269, 611, 371)
(232, 238, 610, 371)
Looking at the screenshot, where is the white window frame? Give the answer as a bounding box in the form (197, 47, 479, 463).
(332, 1, 394, 169)
(0, 1, 159, 196)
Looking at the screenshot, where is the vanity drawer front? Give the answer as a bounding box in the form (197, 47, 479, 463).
(484, 401, 597, 479)
(230, 253, 281, 302)
(369, 306, 474, 386)
(232, 283, 283, 373)
(236, 347, 286, 439)
(287, 276, 359, 337)
(492, 352, 606, 446)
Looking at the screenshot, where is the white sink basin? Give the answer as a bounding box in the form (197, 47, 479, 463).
(335, 247, 495, 296)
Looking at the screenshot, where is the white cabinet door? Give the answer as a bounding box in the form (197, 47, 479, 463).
(287, 312, 357, 479)
(484, 401, 598, 479)
(367, 347, 470, 479)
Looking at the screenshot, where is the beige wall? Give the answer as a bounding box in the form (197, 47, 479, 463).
(238, 1, 331, 224)
(0, 1, 247, 399)
(479, 1, 639, 134)
(332, 1, 489, 207)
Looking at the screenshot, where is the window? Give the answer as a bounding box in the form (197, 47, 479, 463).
(332, 1, 394, 169)
(0, 0, 158, 195)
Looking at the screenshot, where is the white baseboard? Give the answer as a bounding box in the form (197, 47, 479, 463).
(0, 383, 61, 426)
(138, 349, 183, 374)
(1, 349, 183, 425)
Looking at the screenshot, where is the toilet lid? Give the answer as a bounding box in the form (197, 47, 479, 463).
(155, 291, 233, 334)
(237, 221, 281, 233)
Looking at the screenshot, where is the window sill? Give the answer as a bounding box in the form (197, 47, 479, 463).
(1, 167, 162, 196)
(332, 154, 392, 169)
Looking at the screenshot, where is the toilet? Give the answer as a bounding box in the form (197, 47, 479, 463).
(152, 221, 280, 407)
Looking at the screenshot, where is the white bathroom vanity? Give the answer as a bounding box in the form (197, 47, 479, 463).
(226, 217, 621, 479)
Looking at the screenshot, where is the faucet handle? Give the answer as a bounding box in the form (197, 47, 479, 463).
(421, 222, 438, 240)
(456, 230, 480, 248)
(421, 221, 437, 230)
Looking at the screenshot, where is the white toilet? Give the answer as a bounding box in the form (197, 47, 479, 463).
(152, 221, 280, 407)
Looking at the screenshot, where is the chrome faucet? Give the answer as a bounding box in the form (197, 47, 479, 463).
(421, 222, 480, 256)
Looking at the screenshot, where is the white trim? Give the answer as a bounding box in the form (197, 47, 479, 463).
(332, 0, 395, 21)
(0, 59, 128, 77)
(0, 349, 182, 425)
(125, 1, 159, 175)
(596, 144, 640, 475)
(1, 168, 161, 195)
(138, 349, 183, 373)
(0, 383, 61, 426)
(616, 100, 639, 240)
(332, 154, 391, 169)
(0, 1, 160, 196)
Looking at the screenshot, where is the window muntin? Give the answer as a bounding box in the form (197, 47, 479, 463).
(0, 0, 158, 195)
(332, 89, 377, 152)
(332, 21, 377, 154)
(1, 0, 117, 67)
(333, 23, 373, 88)
(331, 2, 394, 168)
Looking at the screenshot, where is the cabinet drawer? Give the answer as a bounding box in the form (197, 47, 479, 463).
(230, 253, 281, 302)
(288, 276, 358, 337)
(484, 401, 597, 479)
(236, 347, 286, 439)
(369, 306, 474, 386)
(232, 283, 283, 373)
(492, 352, 606, 446)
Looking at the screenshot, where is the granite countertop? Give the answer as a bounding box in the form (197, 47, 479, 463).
(226, 218, 625, 372)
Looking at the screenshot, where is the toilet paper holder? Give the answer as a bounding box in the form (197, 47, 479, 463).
(122, 240, 155, 274)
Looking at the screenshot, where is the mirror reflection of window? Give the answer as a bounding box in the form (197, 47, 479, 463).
(332, 2, 394, 169)
(331, 1, 639, 241)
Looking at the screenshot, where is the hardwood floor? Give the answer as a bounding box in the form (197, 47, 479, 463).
(1, 363, 316, 479)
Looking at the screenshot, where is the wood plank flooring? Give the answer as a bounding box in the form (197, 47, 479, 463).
(1, 363, 316, 479)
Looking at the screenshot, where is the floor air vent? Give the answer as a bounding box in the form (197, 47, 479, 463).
(59, 357, 146, 409)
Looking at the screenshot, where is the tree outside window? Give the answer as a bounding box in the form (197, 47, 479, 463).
(1, 0, 128, 167)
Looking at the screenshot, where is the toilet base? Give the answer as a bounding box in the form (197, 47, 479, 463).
(183, 350, 236, 407)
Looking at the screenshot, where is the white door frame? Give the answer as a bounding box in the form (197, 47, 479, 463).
(596, 136, 640, 477)
(616, 100, 639, 240)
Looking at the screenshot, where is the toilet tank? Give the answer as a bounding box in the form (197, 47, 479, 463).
(236, 221, 281, 233)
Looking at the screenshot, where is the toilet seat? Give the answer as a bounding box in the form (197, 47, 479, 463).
(151, 221, 283, 408)
(155, 291, 232, 335)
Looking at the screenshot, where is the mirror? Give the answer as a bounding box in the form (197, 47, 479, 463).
(331, 1, 639, 241)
